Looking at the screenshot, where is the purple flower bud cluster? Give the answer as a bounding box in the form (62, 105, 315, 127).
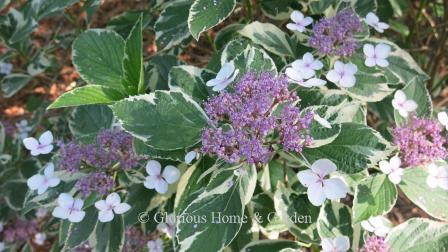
(3, 219, 38, 243)
(359, 235, 389, 252)
(57, 129, 141, 197)
(309, 9, 363, 57)
(279, 106, 313, 153)
(58, 141, 85, 173)
(76, 172, 115, 197)
(201, 72, 312, 165)
(58, 129, 141, 172)
(96, 129, 140, 169)
(393, 115, 447, 167)
(123, 226, 148, 252)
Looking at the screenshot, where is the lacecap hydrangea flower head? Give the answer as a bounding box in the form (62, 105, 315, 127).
(57, 129, 141, 196)
(309, 9, 363, 57)
(201, 72, 313, 166)
(393, 115, 447, 166)
(123, 226, 148, 252)
(359, 235, 389, 252)
(3, 219, 39, 243)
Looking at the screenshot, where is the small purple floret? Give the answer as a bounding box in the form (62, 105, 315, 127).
(76, 172, 115, 197)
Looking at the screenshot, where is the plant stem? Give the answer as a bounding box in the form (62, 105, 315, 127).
(406, 0, 428, 46)
(298, 152, 311, 167)
(245, 0, 253, 21)
(283, 159, 288, 186)
(205, 33, 216, 52)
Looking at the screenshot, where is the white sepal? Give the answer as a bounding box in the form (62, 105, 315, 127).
(297, 159, 348, 206)
(23, 130, 54, 156)
(144, 160, 180, 194)
(206, 63, 239, 92)
(52, 193, 85, 223)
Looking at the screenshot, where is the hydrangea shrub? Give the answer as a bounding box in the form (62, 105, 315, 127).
(0, 1, 448, 252)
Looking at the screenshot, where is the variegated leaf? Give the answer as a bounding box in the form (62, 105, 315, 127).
(352, 174, 397, 223)
(168, 65, 214, 102)
(176, 163, 255, 252)
(238, 21, 295, 57)
(302, 123, 394, 174)
(72, 29, 125, 92)
(111, 91, 209, 150)
(386, 218, 448, 251)
(188, 0, 236, 40)
(155, 0, 193, 50)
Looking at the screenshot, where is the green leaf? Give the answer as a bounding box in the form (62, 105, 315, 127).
(112, 91, 208, 150)
(352, 0, 377, 16)
(1, 73, 32, 98)
(308, 0, 334, 14)
(318, 201, 363, 251)
(59, 220, 70, 244)
(345, 53, 394, 102)
(352, 174, 397, 223)
(18, 159, 40, 179)
(30, 0, 78, 19)
(386, 218, 448, 252)
(338, 170, 369, 195)
(188, 0, 236, 40)
(3, 180, 28, 210)
(168, 65, 213, 102)
(5, 9, 38, 44)
(91, 215, 125, 252)
(174, 156, 216, 213)
(68, 105, 113, 143)
(370, 38, 429, 85)
(273, 183, 320, 243)
(399, 168, 448, 221)
(133, 138, 186, 161)
(229, 207, 253, 251)
(122, 15, 144, 95)
(241, 240, 302, 252)
(302, 102, 363, 148)
(259, 160, 296, 193)
(106, 10, 152, 38)
(251, 193, 276, 228)
(64, 206, 98, 249)
(48, 85, 125, 109)
(298, 88, 350, 107)
(393, 78, 432, 125)
(176, 166, 246, 252)
(368, 95, 395, 123)
(302, 123, 393, 174)
(231, 45, 277, 75)
(154, 0, 192, 50)
(124, 184, 155, 225)
(238, 21, 295, 57)
(220, 38, 250, 65)
(73, 29, 125, 92)
(260, 0, 295, 20)
(214, 24, 245, 50)
(147, 54, 179, 91)
(240, 164, 257, 205)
